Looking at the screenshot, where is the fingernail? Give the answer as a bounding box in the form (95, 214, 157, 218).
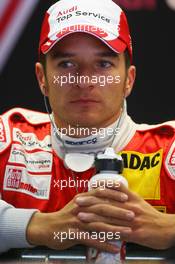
(78, 212, 88, 220)
(123, 228, 131, 234)
(126, 211, 135, 219)
(121, 194, 128, 201)
(76, 197, 86, 205)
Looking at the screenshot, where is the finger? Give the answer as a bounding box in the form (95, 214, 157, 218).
(76, 181, 138, 202)
(75, 194, 128, 207)
(112, 182, 140, 201)
(94, 187, 128, 201)
(77, 204, 135, 221)
(81, 222, 132, 240)
(76, 188, 128, 202)
(77, 212, 132, 227)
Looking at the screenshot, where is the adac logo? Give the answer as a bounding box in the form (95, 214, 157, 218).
(121, 152, 161, 171)
(119, 149, 163, 200)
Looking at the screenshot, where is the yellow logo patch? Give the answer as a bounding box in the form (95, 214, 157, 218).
(119, 149, 163, 200)
(154, 206, 166, 213)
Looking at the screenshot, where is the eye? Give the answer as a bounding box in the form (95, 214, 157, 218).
(58, 61, 75, 68)
(97, 60, 113, 68)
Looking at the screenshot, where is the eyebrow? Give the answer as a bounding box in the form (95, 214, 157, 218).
(50, 52, 76, 59)
(50, 51, 119, 59)
(95, 51, 119, 57)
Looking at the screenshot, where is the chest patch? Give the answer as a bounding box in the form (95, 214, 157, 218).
(165, 140, 175, 180)
(3, 165, 51, 200)
(13, 128, 51, 151)
(8, 144, 53, 173)
(119, 149, 163, 200)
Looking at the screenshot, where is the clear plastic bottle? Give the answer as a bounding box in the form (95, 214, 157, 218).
(87, 147, 128, 264)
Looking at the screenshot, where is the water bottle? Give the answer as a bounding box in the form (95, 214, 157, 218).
(87, 147, 128, 263)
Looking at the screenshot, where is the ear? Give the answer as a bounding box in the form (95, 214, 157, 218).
(35, 62, 49, 96)
(124, 65, 136, 98)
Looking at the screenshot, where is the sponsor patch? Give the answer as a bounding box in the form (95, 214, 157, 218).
(0, 117, 6, 142)
(65, 138, 97, 145)
(0, 116, 11, 153)
(165, 140, 175, 179)
(154, 206, 166, 213)
(13, 128, 51, 151)
(119, 149, 163, 200)
(9, 144, 53, 173)
(4, 165, 51, 200)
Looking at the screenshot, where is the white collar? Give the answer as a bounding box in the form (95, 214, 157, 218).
(51, 101, 137, 159)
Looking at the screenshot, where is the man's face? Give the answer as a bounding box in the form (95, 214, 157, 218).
(36, 33, 135, 129)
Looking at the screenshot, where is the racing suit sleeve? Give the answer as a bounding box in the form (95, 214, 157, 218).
(0, 199, 38, 253)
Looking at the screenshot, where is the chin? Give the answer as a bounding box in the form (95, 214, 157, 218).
(69, 114, 101, 128)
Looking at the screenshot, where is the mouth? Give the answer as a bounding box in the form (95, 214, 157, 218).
(70, 99, 100, 104)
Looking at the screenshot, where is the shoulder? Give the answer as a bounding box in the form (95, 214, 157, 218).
(0, 108, 50, 153)
(136, 120, 175, 135)
(1, 107, 50, 124)
(135, 120, 175, 179)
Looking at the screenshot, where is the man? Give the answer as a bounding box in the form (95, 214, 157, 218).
(0, 0, 175, 255)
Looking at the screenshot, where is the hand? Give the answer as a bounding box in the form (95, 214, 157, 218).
(75, 184, 175, 249)
(26, 188, 131, 252)
(122, 185, 175, 249)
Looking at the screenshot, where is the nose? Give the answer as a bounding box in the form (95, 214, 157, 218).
(72, 67, 96, 89)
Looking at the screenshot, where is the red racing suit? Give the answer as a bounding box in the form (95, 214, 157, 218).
(0, 108, 175, 213)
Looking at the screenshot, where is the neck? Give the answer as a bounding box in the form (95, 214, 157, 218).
(52, 111, 122, 138)
(51, 100, 137, 159)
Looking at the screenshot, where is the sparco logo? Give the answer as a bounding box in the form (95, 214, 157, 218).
(65, 138, 97, 145)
